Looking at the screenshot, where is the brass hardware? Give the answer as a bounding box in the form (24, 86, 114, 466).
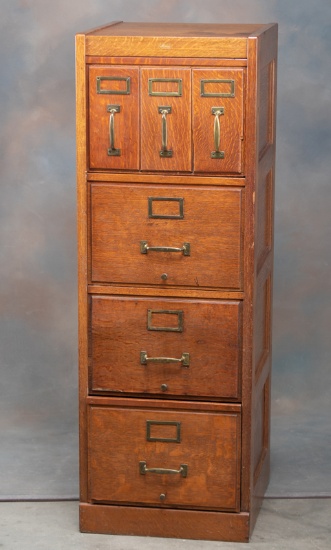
(148, 78, 182, 97)
(96, 76, 131, 95)
(200, 79, 235, 98)
(148, 197, 184, 219)
(139, 461, 188, 478)
(160, 493, 166, 501)
(158, 106, 173, 158)
(161, 384, 168, 392)
(140, 241, 190, 256)
(211, 107, 225, 159)
(147, 309, 184, 333)
(161, 273, 168, 281)
(107, 105, 121, 156)
(140, 351, 190, 367)
(146, 420, 181, 443)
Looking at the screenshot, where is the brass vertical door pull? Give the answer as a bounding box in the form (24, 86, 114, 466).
(211, 107, 225, 159)
(158, 106, 173, 157)
(107, 105, 121, 156)
(140, 351, 190, 367)
(139, 461, 188, 478)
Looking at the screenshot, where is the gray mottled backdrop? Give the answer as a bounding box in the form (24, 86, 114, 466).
(1, 0, 330, 499)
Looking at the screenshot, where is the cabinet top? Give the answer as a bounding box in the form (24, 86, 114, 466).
(84, 22, 274, 38)
(78, 21, 277, 59)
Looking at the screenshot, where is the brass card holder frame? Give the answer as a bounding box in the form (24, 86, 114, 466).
(147, 309, 184, 333)
(146, 420, 181, 443)
(148, 197, 184, 219)
(148, 78, 182, 97)
(96, 76, 131, 95)
(200, 79, 235, 98)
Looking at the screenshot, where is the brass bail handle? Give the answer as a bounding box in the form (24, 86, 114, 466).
(107, 105, 121, 156)
(140, 351, 190, 367)
(139, 461, 188, 478)
(158, 106, 173, 158)
(211, 107, 225, 159)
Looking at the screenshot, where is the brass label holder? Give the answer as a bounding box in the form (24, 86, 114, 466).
(200, 79, 235, 98)
(96, 76, 131, 95)
(148, 78, 182, 97)
(148, 197, 184, 219)
(147, 309, 184, 332)
(146, 420, 181, 443)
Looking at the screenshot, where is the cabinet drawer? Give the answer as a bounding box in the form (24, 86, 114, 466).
(90, 296, 242, 399)
(90, 183, 244, 289)
(88, 404, 241, 511)
(193, 69, 244, 174)
(141, 68, 191, 172)
(89, 66, 140, 170)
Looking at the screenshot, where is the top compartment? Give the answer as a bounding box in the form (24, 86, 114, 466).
(88, 66, 244, 174)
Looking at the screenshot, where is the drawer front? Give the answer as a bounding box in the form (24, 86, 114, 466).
(140, 68, 191, 172)
(193, 69, 244, 174)
(89, 66, 139, 170)
(88, 405, 241, 511)
(91, 184, 243, 289)
(90, 296, 242, 399)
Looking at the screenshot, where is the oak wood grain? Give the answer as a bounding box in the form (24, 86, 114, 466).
(80, 503, 250, 542)
(88, 65, 140, 170)
(90, 295, 242, 399)
(193, 69, 244, 174)
(140, 68, 191, 172)
(87, 404, 241, 511)
(90, 183, 244, 289)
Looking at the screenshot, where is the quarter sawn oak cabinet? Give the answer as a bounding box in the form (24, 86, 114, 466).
(76, 22, 277, 542)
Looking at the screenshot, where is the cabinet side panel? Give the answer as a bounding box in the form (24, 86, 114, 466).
(76, 33, 89, 502)
(241, 25, 277, 522)
(250, 25, 277, 534)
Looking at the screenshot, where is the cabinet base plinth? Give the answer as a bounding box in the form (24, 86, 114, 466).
(79, 503, 250, 542)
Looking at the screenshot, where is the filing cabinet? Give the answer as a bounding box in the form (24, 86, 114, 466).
(76, 22, 277, 542)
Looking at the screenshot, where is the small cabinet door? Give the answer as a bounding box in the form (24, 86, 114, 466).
(89, 65, 139, 170)
(141, 68, 191, 172)
(193, 69, 244, 174)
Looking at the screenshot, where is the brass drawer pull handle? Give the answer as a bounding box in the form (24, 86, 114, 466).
(158, 106, 173, 158)
(140, 241, 190, 256)
(139, 461, 188, 478)
(107, 104, 121, 156)
(140, 351, 190, 367)
(211, 107, 225, 159)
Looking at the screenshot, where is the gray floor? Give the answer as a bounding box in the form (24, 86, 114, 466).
(0, 499, 330, 549)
